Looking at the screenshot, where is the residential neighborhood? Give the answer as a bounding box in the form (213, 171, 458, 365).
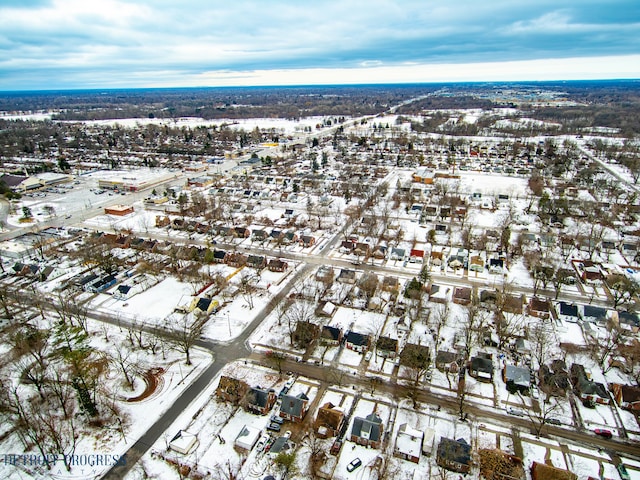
(0, 83, 639, 480)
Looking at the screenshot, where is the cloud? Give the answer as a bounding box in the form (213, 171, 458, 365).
(0, 0, 638, 89)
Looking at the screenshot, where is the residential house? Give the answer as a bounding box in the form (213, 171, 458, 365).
(581, 305, 608, 324)
(488, 258, 505, 274)
(412, 168, 435, 184)
(293, 321, 320, 348)
(376, 336, 398, 359)
(354, 242, 371, 257)
(372, 245, 387, 259)
(538, 361, 570, 397)
(528, 297, 551, 319)
(390, 247, 406, 261)
(469, 255, 484, 273)
(570, 364, 611, 405)
(350, 412, 384, 448)
(618, 310, 640, 332)
(247, 255, 267, 270)
(381, 276, 400, 293)
(246, 387, 277, 415)
(394, 424, 423, 464)
(87, 275, 116, 293)
(399, 343, 431, 373)
(556, 302, 579, 323)
(300, 235, 316, 248)
(314, 402, 345, 438)
(435, 350, 460, 373)
(610, 383, 640, 411)
(427, 283, 449, 304)
(409, 249, 425, 263)
(252, 229, 268, 242)
(530, 461, 577, 480)
(268, 259, 288, 272)
(270, 229, 283, 241)
(503, 364, 531, 393)
(282, 231, 298, 244)
(453, 286, 472, 305)
(213, 249, 227, 263)
(155, 215, 170, 228)
(320, 325, 342, 346)
(337, 269, 357, 284)
(469, 354, 494, 382)
(430, 250, 444, 267)
(436, 437, 472, 474)
(193, 296, 220, 315)
(216, 376, 250, 404)
(279, 392, 309, 423)
(501, 294, 524, 314)
(315, 266, 334, 282)
(341, 240, 356, 253)
(234, 226, 251, 238)
(268, 436, 294, 457)
(226, 252, 247, 267)
(345, 331, 370, 353)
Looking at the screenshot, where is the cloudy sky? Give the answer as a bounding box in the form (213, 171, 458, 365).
(1, 0, 639, 90)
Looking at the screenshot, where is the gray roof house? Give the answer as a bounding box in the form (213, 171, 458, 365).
(279, 392, 309, 422)
(350, 412, 384, 448)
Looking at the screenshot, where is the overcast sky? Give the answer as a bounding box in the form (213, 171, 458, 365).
(1, 0, 639, 90)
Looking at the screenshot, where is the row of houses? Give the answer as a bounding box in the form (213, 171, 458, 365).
(156, 216, 318, 248)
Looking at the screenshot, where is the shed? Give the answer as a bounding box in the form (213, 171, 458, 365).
(234, 425, 261, 451)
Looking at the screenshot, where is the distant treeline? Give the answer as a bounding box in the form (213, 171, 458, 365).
(1, 81, 639, 134)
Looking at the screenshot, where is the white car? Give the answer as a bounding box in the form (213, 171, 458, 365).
(364, 351, 372, 361)
(255, 434, 269, 452)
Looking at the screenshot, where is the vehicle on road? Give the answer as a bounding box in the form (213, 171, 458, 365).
(507, 407, 525, 417)
(347, 458, 362, 472)
(547, 418, 562, 426)
(594, 428, 612, 438)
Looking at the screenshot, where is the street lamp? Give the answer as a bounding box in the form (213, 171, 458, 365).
(227, 312, 231, 337)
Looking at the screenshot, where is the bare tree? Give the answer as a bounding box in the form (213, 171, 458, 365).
(522, 392, 563, 438)
(165, 312, 207, 366)
(265, 350, 287, 374)
(303, 431, 328, 479)
(430, 303, 449, 351)
(111, 342, 137, 390)
(529, 323, 554, 369)
(238, 270, 260, 309)
(283, 300, 315, 346)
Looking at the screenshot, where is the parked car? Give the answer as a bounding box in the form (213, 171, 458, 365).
(364, 351, 372, 361)
(270, 415, 284, 425)
(267, 423, 281, 432)
(594, 428, 612, 438)
(507, 407, 525, 417)
(255, 434, 269, 452)
(278, 386, 289, 398)
(347, 458, 362, 472)
(283, 430, 291, 439)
